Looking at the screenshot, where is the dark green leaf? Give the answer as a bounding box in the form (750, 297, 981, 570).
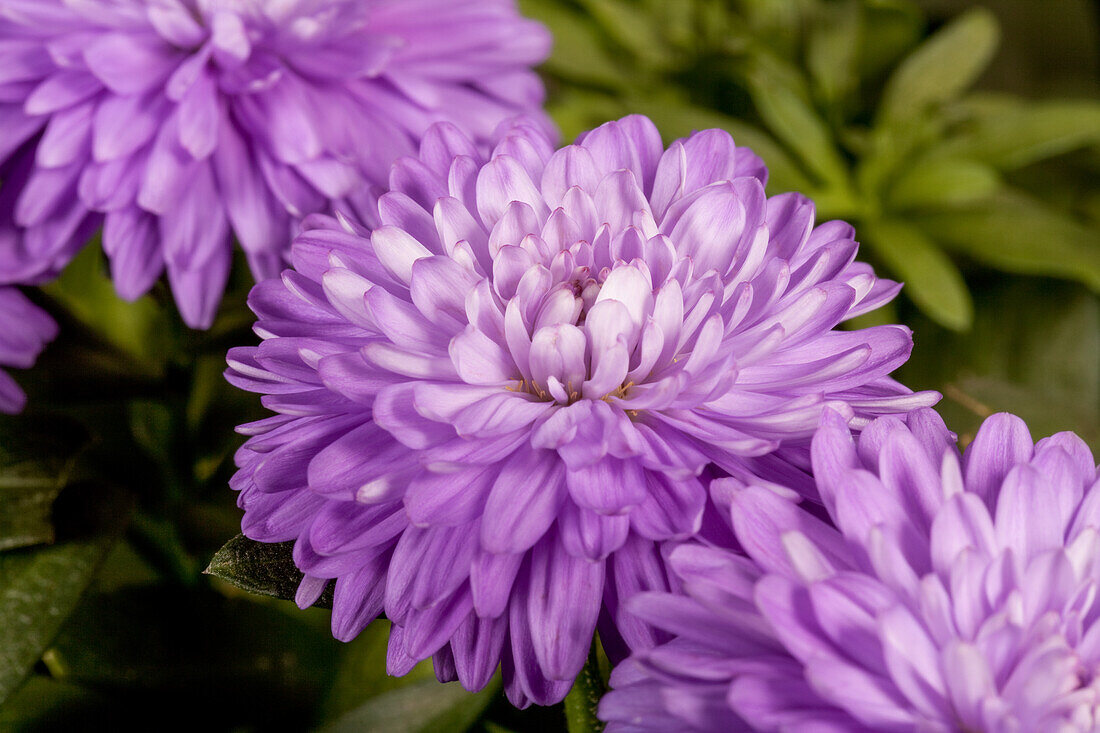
(913, 191, 1100, 290)
(0, 416, 87, 550)
(42, 243, 173, 372)
(0, 677, 105, 733)
(862, 219, 974, 331)
(46, 586, 338, 728)
(50, 587, 330, 688)
(320, 618, 499, 733)
(205, 533, 333, 609)
(321, 619, 428, 721)
(319, 677, 499, 733)
(878, 7, 1000, 123)
(0, 482, 130, 704)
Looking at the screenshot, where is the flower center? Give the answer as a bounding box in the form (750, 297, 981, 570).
(501, 261, 651, 407)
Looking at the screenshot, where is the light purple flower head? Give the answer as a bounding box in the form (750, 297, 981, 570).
(0, 0, 552, 328)
(225, 114, 935, 707)
(601, 409, 1100, 732)
(0, 287, 56, 413)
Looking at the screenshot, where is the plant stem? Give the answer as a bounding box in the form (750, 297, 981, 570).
(564, 641, 606, 733)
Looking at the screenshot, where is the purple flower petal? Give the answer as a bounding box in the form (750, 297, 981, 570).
(224, 113, 935, 706)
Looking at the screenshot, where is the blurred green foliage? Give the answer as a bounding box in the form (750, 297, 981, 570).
(0, 1, 1097, 731)
(522, 0, 1100, 331)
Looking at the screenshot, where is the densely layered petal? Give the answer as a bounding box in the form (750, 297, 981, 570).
(0, 0, 552, 327)
(602, 409, 1100, 731)
(226, 115, 934, 706)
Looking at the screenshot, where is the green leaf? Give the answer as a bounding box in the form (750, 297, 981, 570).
(319, 677, 499, 733)
(49, 586, 333, 689)
(742, 57, 850, 187)
(912, 191, 1100, 290)
(878, 7, 999, 123)
(806, 0, 862, 109)
(0, 416, 87, 551)
(862, 218, 974, 331)
(574, 0, 669, 68)
(0, 677, 105, 732)
(42, 242, 174, 371)
(320, 618, 501, 732)
(564, 644, 606, 733)
(886, 155, 1000, 210)
(0, 482, 130, 704)
(321, 619, 425, 720)
(942, 97, 1100, 171)
(517, 0, 623, 88)
(857, 0, 924, 80)
(45, 586, 338, 728)
(855, 112, 946, 202)
(205, 533, 333, 609)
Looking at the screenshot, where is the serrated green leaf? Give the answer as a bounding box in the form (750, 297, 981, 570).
(319, 677, 499, 733)
(942, 98, 1100, 170)
(0, 416, 87, 551)
(0, 482, 129, 704)
(205, 533, 333, 609)
(878, 7, 1000, 123)
(862, 218, 974, 331)
(912, 191, 1100, 290)
(886, 156, 1000, 210)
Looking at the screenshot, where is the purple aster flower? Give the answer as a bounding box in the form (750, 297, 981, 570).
(600, 408, 1100, 732)
(0, 286, 56, 413)
(0, 0, 551, 328)
(225, 114, 936, 707)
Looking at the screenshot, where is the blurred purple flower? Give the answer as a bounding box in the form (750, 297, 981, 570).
(601, 409, 1100, 732)
(225, 114, 935, 706)
(0, 0, 551, 328)
(0, 287, 55, 413)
